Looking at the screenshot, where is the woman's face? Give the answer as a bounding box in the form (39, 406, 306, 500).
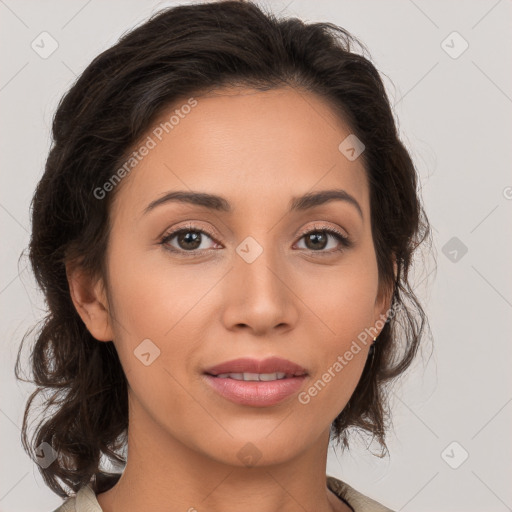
(96, 86, 391, 466)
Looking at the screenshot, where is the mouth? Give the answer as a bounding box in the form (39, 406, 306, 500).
(203, 357, 308, 407)
(211, 372, 300, 381)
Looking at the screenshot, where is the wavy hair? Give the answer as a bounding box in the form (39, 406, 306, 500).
(16, 0, 432, 499)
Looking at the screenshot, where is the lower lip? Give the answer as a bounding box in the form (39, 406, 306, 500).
(203, 374, 307, 407)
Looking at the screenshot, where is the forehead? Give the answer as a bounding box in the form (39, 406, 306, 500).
(110, 86, 369, 221)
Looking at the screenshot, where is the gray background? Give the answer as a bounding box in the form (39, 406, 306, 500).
(1, 1, 511, 511)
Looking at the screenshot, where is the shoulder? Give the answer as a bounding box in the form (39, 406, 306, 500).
(51, 485, 103, 512)
(327, 475, 395, 512)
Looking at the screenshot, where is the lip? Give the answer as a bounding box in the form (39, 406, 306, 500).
(203, 357, 308, 407)
(204, 374, 307, 407)
(204, 357, 308, 377)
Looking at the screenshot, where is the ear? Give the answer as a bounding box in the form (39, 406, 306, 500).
(373, 255, 398, 334)
(66, 263, 114, 342)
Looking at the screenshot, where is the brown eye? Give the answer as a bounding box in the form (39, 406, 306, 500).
(159, 224, 352, 257)
(174, 230, 203, 250)
(160, 226, 219, 254)
(295, 227, 352, 253)
(304, 231, 329, 250)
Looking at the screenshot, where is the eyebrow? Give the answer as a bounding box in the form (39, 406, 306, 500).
(143, 188, 363, 219)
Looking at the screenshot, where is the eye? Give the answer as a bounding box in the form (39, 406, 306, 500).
(294, 225, 352, 254)
(159, 223, 219, 255)
(159, 223, 352, 256)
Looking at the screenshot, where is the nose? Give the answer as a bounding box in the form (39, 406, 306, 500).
(220, 244, 299, 336)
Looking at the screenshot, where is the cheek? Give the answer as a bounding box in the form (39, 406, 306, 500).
(106, 237, 209, 335)
(105, 241, 215, 389)
(297, 291, 373, 423)
(294, 259, 378, 413)
(295, 253, 379, 339)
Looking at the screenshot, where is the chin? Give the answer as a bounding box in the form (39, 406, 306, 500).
(196, 430, 310, 468)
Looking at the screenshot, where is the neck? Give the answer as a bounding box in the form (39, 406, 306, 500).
(96, 395, 351, 512)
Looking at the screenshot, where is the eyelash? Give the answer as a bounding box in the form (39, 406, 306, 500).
(159, 222, 352, 257)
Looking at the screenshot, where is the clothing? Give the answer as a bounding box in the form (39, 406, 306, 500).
(52, 474, 395, 512)
(326, 475, 394, 512)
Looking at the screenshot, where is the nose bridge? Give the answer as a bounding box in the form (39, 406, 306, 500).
(234, 233, 285, 299)
(223, 231, 297, 332)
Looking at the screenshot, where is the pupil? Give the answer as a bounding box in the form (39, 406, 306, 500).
(179, 231, 201, 250)
(306, 232, 327, 250)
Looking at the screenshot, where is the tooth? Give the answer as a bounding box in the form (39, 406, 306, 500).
(258, 372, 278, 381)
(243, 372, 260, 381)
(215, 372, 290, 381)
(216, 373, 244, 379)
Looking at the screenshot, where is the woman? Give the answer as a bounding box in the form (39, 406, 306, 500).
(16, 1, 431, 511)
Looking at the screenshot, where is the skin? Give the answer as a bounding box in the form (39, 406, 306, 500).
(68, 86, 394, 512)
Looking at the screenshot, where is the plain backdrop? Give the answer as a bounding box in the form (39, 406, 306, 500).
(1, 1, 511, 511)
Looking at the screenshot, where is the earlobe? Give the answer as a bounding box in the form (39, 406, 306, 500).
(66, 263, 114, 342)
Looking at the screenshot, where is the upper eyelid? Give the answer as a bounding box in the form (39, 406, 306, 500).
(298, 223, 349, 238)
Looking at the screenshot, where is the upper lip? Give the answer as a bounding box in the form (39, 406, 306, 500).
(204, 357, 308, 377)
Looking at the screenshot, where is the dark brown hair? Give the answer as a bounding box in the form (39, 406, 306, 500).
(16, 0, 432, 499)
